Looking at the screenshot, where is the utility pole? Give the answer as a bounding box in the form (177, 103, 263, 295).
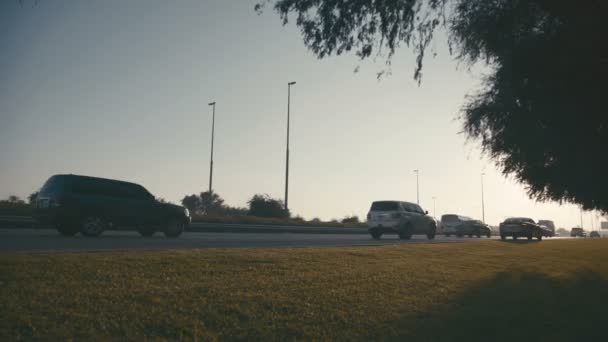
(208, 102, 216, 193)
(285, 81, 296, 211)
(413, 169, 420, 205)
(432, 196, 436, 218)
(481, 172, 486, 223)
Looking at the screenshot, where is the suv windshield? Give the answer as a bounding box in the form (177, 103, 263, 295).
(370, 201, 400, 211)
(39, 175, 65, 195)
(505, 218, 534, 224)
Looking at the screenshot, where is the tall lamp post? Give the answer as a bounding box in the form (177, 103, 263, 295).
(481, 172, 486, 223)
(413, 169, 420, 205)
(208, 101, 216, 193)
(285, 81, 296, 211)
(432, 196, 437, 218)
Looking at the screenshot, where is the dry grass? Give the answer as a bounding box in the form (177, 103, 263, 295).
(1, 239, 607, 341)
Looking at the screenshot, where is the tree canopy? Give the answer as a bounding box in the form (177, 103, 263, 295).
(259, 0, 608, 212)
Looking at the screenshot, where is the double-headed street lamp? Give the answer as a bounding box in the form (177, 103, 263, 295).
(285, 81, 296, 211)
(208, 101, 216, 193)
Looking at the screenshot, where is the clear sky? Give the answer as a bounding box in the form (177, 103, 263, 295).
(0, 0, 602, 229)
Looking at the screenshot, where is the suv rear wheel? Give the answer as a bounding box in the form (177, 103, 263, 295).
(80, 216, 106, 237)
(164, 218, 184, 238)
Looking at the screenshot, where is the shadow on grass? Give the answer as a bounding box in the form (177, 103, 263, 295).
(395, 270, 608, 341)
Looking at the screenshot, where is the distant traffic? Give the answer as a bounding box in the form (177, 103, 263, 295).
(28, 174, 601, 241)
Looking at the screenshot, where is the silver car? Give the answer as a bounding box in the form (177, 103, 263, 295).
(367, 200, 437, 240)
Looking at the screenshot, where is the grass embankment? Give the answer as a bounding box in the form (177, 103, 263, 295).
(1, 240, 607, 341)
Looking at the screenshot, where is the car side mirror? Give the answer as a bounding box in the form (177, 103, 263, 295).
(425, 210, 429, 215)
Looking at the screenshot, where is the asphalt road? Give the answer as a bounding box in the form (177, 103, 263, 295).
(0, 228, 518, 252)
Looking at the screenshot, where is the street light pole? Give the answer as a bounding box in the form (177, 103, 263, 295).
(285, 81, 296, 212)
(481, 172, 486, 223)
(208, 102, 216, 193)
(432, 196, 436, 218)
(413, 169, 419, 205)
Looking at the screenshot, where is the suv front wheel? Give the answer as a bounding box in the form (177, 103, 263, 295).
(164, 218, 184, 238)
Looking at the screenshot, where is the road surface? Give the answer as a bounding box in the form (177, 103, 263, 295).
(0, 227, 525, 252)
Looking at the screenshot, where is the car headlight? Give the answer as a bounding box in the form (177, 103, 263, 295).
(184, 208, 190, 217)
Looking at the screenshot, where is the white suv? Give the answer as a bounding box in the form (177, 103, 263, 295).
(367, 200, 437, 240)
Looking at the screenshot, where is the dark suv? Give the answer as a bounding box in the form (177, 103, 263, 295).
(34, 174, 190, 237)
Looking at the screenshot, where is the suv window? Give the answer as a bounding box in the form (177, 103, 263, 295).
(403, 202, 424, 214)
(124, 184, 153, 200)
(505, 217, 534, 224)
(441, 214, 460, 223)
(370, 201, 400, 211)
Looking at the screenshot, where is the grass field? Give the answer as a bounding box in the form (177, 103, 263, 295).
(1, 240, 607, 341)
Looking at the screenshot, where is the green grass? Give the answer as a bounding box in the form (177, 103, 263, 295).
(1, 240, 607, 341)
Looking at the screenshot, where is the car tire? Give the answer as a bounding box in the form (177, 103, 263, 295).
(164, 217, 184, 238)
(370, 231, 382, 240)
(138, 227, 156, 237)
(426, 223, 436, 240)
(456, 233, 463, 238)
(57, 224, 79, 237)
(468, 234, 473, 238)
(80, 216, 106, 237)
(513, 236, 518, 240)
(486, 233, 491, 238)
(537, 234, 543, 241)
(500, 234, 506, 241)
(527, 235, 533, 240)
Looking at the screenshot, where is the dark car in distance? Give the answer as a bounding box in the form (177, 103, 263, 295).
(537, 220, 556, 237)
(34, 174, 190, 237)
(570, 228, 587, 237)
(455, 219, 492, 238)
(499, 217, 551, 241)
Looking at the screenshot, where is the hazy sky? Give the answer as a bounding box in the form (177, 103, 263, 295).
(0, 0, 601, 228)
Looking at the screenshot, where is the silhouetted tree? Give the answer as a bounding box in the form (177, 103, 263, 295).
(7, 195, 24, 204)
(247, 194, 290, 218)
(181, 194, 201, 214)
(341, 215, 360, 224)
(199, 191, 225, 215)
(181, 191, 243, 216)
(259, 0, 608, 212)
